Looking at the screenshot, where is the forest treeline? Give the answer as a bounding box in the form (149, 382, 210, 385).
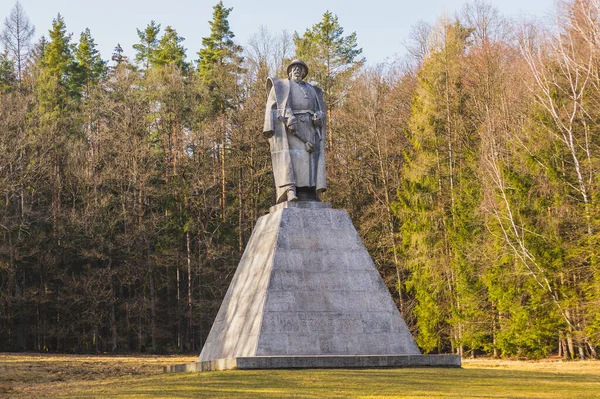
(1, 0, 599, 359)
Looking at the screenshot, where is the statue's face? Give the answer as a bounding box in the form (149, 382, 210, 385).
(289, 64, 305, 81)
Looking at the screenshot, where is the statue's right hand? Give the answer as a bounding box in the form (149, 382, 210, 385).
(286, 116, 297, 132)
(263, 130, 274, 139)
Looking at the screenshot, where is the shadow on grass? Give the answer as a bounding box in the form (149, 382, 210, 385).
(68, 367, 600, 399)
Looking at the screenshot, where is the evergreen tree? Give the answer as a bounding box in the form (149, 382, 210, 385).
(196, 1, 244, 235)
(38, 14, 77, 112)
(154, 26, 187, 70)
(197, 0, 243, 113)
(0, 50, 16, 93)
(74, 28, 106, 95)
(111, 43, 126, 65)
(482, 153, 565, 358)
(198, 1, 242, 73)
(133, 21, 160, 71)
(41, 14, 72, 78)
(294, 11, 364, 94)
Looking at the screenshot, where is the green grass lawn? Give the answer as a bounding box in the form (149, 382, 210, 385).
(1, 354, 599, 398)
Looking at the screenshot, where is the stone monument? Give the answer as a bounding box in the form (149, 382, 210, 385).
(165, 60, 460, 372)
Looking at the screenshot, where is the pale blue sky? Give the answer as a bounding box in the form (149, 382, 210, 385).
(1, 0, 556, 65)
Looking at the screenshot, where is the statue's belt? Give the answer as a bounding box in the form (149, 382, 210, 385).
(292, 110, 319, 128)
(292, 109, 315, 115)
(276, 108, 322, 140)
(276, 109, 317, 117)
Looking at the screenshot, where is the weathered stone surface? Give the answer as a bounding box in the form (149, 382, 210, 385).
(198, 205, 423, 363)
(197, 211, 282, 361)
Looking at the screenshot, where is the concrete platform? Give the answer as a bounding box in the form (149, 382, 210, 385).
(164, 354, 461, 372)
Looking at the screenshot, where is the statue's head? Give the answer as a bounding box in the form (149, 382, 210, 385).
(287, 59, 308, 82)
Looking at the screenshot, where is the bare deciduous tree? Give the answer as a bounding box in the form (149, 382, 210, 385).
(1, 1, 35, 82)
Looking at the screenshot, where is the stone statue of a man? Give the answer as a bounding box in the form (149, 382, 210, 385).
(263, 60, 327, 203)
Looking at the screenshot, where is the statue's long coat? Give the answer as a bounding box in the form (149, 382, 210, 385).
(263, 77, 327, 203)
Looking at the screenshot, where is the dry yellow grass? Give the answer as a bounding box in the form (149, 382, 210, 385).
(1, 354, 599, 398)
(0, 354, 194, 398)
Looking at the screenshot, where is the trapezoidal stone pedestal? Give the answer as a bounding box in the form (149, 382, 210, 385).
(165, 201, 460, 372)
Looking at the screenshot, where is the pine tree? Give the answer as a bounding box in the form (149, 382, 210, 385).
(111, 43, 126, 65)
(197, 0, 243, 113)
(133, 21, 160, 72)
(196, 1, 244, 231)
(74, 28, 106, 96)
(154, 26, 187, 70)
(294, 11, 364, 102)
(38, 14, 76, 113)
(198, 1, 242, 73)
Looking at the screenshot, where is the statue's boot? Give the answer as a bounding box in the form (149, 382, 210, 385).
(287, 187, 298, 202)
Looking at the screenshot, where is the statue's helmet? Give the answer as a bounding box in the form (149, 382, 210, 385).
(287, 59, 309, 79)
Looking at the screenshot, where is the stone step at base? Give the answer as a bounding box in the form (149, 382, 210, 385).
(164, 354, 461, 373)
